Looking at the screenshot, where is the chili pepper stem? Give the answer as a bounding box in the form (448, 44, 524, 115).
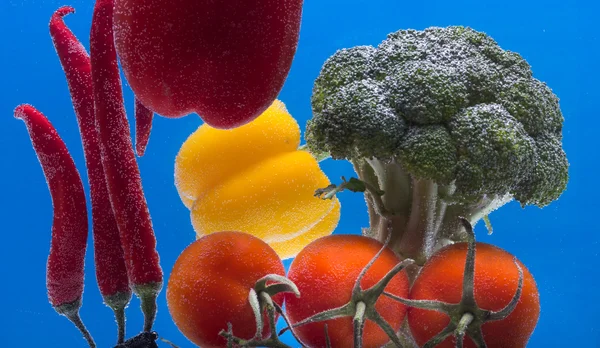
(55, 299, 96, 348)
(134, 282, 163, 332)
(114, 307, 126, 344)
(104, 291, 132, 343)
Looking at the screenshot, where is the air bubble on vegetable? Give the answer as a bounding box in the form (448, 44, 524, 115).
(176, 100, 340, 258)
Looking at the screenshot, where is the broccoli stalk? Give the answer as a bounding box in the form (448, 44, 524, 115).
(353, 158, 512, 264)
(306, 26, 568, 264)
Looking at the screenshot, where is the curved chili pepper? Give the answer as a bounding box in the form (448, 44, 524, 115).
(90, 0, 163, 332)
(15, 104, 96, 348)
(49, 6, 132, 343)
(134, 97, 153, 157)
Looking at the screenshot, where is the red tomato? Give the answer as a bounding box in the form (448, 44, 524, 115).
(408, 242, 540, 348)
(285, 235, 410, 348)
(166, 231, 285, 347)
(113, 0, 303, 129)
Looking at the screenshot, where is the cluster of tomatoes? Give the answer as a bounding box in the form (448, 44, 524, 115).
(166, 221, 540, 348)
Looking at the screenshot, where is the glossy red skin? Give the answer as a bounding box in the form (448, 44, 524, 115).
(15, 104, 88, 308)
(113, 0, 303, 129)
(91, 0, 162, 287)
(49, 6, 130, 300)
(285, 235, 410, 348)
(408, 243, 540, 348)
(167, 231, 286, 348)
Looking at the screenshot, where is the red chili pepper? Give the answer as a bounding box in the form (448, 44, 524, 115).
(49, 6, 132, 343)
(15, 104, 96, 348)
(134, 97, 153, 157)
(90, 0, 163, 332)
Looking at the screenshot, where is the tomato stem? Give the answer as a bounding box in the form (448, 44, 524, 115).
(256, 274, 300, 298)
(455, 312, 474, 348)
(370, 308, 415, 347)
(461, 217, 477, 308)
(225, 323, 234, 348)
(220, 274, 300, 347)
(423, 325, 455, 348)
(353, 301, 367, 348)
(324, 324, 332, 348)
(385, 217, 525, 348)
(284, 235, 413, 347)
(220, 300, 292, 348)
(249, 288, 263, 339)
(273, 302, 304, 344)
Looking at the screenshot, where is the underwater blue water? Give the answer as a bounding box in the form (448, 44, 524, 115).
(1, 0, 598, 346)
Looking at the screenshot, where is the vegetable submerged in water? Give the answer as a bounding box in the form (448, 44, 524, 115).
(113, 0, 304, 129)
(175, 100, 340, 259)
(13, 2, 570, 344)
(167, 231, 290, 347)
(396, 218, 540, 348)
(307, 26, 569, 263)
(15, 104, 95, 348)
(285, 234, 411, 348)
(49, 7, 132, 343)
(90, 0, 162, 332)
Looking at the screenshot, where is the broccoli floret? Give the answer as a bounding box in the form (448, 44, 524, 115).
(306, 26, 568, 263)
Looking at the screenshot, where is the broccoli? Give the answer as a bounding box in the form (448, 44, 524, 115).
(306, 26, 568, 264)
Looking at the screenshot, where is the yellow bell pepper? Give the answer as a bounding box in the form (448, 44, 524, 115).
(175, 100, 340, 259)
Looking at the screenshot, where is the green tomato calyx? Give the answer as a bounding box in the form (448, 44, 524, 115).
(386, 217, 524, 348)
(219, 274, 300, 348)
(280, 231, 414, 348)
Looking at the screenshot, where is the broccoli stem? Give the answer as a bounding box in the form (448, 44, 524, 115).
(352, 158, 512, 265)
(400, 179, 439, 264)
(355, 159, 441, 264)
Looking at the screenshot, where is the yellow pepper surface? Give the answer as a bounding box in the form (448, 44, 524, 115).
(175, 100, 340, 259)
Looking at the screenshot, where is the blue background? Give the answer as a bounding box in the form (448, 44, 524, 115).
(1, 0, 598, 347)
